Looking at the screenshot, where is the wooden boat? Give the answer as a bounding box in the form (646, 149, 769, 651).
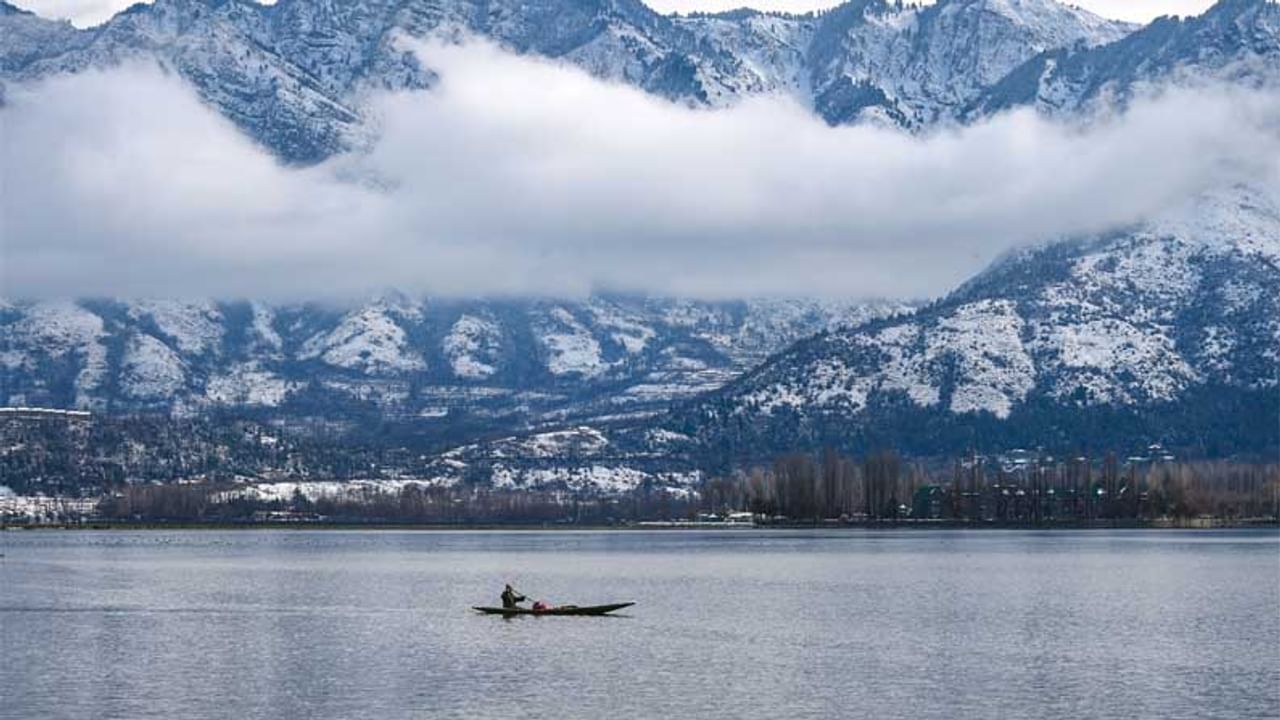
(472, 602, 634, 616)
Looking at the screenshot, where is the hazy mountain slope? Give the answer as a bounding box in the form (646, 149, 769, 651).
(0, 295, 911, 437)
(351, 184, 1280, 488)
(663, 185, 1280, 460)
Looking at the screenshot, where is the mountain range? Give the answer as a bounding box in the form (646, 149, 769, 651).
(3, 0, 1275, 162)
(1, 0, 1278, 494)
(0, 295, 909, 442)
(671, 185, 1280, 462)
(387, 184, 1280, 494)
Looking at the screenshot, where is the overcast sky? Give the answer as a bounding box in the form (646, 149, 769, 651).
(13, 0, 1219, 26)
(3, 39, 1277, 301)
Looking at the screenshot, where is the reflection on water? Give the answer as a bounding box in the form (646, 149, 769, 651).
(2, 529, 1277, 720)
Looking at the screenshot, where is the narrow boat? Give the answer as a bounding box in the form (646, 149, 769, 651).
(472, 602, 634, 616)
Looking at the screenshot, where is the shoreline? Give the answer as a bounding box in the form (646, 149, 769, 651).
(4, 518, 1277, 532)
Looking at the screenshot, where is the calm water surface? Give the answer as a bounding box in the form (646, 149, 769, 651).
(2, 529, 1277, 719)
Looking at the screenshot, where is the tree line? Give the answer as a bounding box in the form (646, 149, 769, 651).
(699, 450, 1280, 524)
(72, 450, 1280, 526)
(94, 482, 701, 525)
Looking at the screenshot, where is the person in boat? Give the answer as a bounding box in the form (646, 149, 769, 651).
(500, 584, 527, 609)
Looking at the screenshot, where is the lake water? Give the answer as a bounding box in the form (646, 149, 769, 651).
(2, 529, 1277, 720)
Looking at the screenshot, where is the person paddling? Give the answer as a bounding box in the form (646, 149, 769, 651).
(501, 584, 527, 609)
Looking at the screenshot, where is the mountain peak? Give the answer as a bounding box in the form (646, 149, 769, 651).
(674, 183, 1280, 458)
(0, 2, 32, 17)
(1206, 0, 1276, 13)
(3, 0, 1246, 162)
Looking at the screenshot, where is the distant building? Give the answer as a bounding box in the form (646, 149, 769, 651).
(912, 485, 947, 520)
(0, 406, 92, 421)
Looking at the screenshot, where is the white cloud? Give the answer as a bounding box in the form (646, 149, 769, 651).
(9, 1, 278, 27)
(8, 0, 132, 27)
(2, 39, 1278, 301)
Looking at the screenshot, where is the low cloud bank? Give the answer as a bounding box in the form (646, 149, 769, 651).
(3, 40, 1278, 300)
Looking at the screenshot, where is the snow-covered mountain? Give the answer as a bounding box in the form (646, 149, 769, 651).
(663, 184, 1280, 460)
(358, 184, 1279, 489)
(0, 0, 1160, 162)
(0, 295, 910, 437)
(802, 0, 1133, 126)
(972, 0, 1280, 118)
(2, 0, 1279, 495)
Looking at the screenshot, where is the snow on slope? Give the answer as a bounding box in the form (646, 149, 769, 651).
(427, 424, 701, 493)
(224, 478, 460, 504)
(930, 299, 1035, 417)
(718, 184, 1280, 424)
(806, 0, 1134, 127)
(0, 301, 109, 408)
(442, 313, 503, 380)
(1, 0, 1269, 174)
(249, 302, 284, 354)
(300, 303, 426, 375)
(587, 299, 657, 355)
(673, 11, 817, 106)
(737, 300, 1034, 418)
(205, 363, 294, 406)
(128, 300, 224, 355)
(972, 0, 1280, 119)
(489, 464, 700, 493)
(536, 307, 607, 378)
(121, 333, 186, 400)
(1149, 184, 1280, 265)
(1033, 318, 1196, 404)
(2, 295, 902, 423)
(0, 0, 1145, 162)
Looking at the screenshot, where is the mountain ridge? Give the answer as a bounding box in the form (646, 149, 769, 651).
(661, 184, 1280, 462)
(2, 0, 1279, 495)
(0, 294, 913, 445)
(0, 0, 1164, 161)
